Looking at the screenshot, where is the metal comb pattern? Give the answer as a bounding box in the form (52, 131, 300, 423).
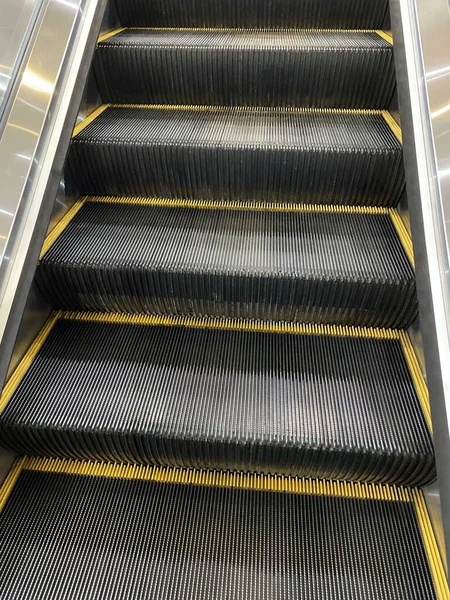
(1, 471, 437, 599)
(37, 203, 417, 328)
(0, 319, 435, 486)
(69, 106, 405, 206)
(115, 0, 390, 29)
(95, 30, 395, 108)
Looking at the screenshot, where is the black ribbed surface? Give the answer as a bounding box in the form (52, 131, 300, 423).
(115, 0, 390, 29)
(69, 107, 404, 206)
(0, 319, 435, 486)
(37, 203, 417, 328)
(95, 30, 395, 108)
(1, 471, 437, 600)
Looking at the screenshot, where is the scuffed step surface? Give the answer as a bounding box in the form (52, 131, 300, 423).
(95, 30, 395, 108)
(37, 202, 417, 328)
(115, 0, 390, 29)
(0, 319, 435, 486)
(69, 107, 404, 206)
(1, 471, 437, 599)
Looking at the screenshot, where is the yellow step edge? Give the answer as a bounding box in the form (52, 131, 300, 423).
(62, 310, 401, 340)
(110, 103, 384, 114)
(88, 195, 390, 214)
(412, 490, 450, 600)
(390, 209, 415, 268)
(39, 195, 393, 260)
(72, 104, 110, 137)
(376, 30, 394, 45)
(40, 198, 87, 259)
(399, 331, 433, 433)
(97, 27, 126, 44)
(0, 313, 60, 414)
(382, 110, 403, 143)
(126, 27, 386, 33)
(0, 458, 26, 511)
(14, 456, 411, 503)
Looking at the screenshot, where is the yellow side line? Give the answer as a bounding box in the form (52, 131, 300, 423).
(399, 331, 433, 433)
(40, 198, 87, 259)
(0, 313, 60, 414)
(88, 195, 390, 215)
(97, 27, 126, 43)
(390, 209, 415, 268)
(376, 30, 394, 45)
(23, 457, 412, 502)
(0, 458, 26, 512)
(73, 104, 110, 137)
(413, 490, 450, 600)
(61, 310, 400, 340)
(382, 110, 403, 143)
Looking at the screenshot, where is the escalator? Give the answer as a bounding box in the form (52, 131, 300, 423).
(0, 0, 449, 598)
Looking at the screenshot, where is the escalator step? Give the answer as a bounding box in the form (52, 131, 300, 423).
(37, 201, 417, 328)
(95, 30, 395, 109)
(0, 316, 435, 486)
(69, 106, 404, 206)
(1, 465, 439, 599)
(114, 0, 390, 30)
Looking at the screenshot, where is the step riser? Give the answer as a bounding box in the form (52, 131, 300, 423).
(36, 266, 418, 329)
(69, 141, 405, 207)
(115, 0, 390, 29)
(95, 36, 395, 108)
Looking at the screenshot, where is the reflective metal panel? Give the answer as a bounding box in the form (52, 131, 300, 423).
(0, 0, 107, 389)
(391, 0, 450, 576)
(0, 0, 44, 117)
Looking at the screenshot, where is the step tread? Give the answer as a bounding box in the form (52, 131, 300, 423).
(0, 318, 434, 486)
(74, 106, 400, 152)
(1, 469, 437, 599)
(37, 202, 417, 328)
(41, 203, 412, 282)
(100, 29, 392, 49)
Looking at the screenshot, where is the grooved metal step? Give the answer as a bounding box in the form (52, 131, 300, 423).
(95, 30, 395, 108)
(37, 201, 416, 328)
(1, 465, 439, 599)
(69, 106, 404, 206)
(0, 316, 435, 486)
(114, 0, 390, 29)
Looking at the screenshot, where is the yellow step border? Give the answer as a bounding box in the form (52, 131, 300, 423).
(382, 110, 403, 143)
(376, 30, 393, 45)
(38, 197, 413, 271)
(72, 103, 386, 138)
(97, 27, 126, 44)
(0, 313, 60, 414)
(413, 489, 450, 600)
(1, 456, 411, 507)
(2, 457, 446, 598)
(0, 310, 430, 432)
